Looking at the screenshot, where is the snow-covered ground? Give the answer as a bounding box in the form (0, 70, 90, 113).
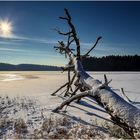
(0, 71, 139, 138)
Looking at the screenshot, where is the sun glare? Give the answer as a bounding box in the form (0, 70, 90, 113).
(0, 20, 13, 38)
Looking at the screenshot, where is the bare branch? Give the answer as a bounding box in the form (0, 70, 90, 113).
(83, 36, 102, 57)
(103, 74, 112, 86)
(51, 82, 69, 96)
(51, 73, 76, 96)
(59, 16, 68, 20)
(56, 9, 81, 59)
(69, 39, 74, 46)
(58, 31, 71, 36)
(104, 74, 108, 84)
(54, 28, 72, 36)
(62, 8, 81, 59)
(54, 40, 75, 58)
(64, 8, 71, 20)
(64, 70, 71, 96)
(59, 31, 71, 36)
(70, 86, 80, 97)
(120, 88, 133, 103)
(53, 90, 92, 112)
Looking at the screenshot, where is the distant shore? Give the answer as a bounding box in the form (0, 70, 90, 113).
(1, 55, 140, 71)
(0, 63, 61, 71)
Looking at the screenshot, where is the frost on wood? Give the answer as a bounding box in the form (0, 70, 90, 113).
(51, 8, 140, 138)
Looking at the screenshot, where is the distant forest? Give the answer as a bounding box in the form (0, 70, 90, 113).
(0, 63, 61, 71)
(82, 55, 140, 71)
(0, 55, 140, 71)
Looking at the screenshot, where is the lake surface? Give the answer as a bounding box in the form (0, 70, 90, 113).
(0, 71, 139, 101)
(0, 71, 139, 125)
(0, 71, 140, 80)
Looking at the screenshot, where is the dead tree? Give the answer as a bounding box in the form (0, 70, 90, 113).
(51, 9, 101, 97)
(51, 8, 140, 138)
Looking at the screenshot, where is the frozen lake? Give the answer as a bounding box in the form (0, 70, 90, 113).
(0, 71, 139, 101)
(0, 71, 140, 136)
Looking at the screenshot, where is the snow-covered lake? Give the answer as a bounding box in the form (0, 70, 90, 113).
(0, 71, 139, 101)
(0, 71, 139, 100)
(0, 71, 139, 119)
(0, 71, 139, 138)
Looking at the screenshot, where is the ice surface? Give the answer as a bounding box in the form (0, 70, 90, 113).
(0, 71, 139, 138)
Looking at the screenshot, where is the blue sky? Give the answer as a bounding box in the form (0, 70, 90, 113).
(0, 1, 140, 66)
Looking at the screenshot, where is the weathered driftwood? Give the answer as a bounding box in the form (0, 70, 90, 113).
(52, 8, 140, 138)
(54, 57, 140, 138)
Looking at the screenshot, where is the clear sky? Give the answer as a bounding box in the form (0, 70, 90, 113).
(0, 1, 140, 66)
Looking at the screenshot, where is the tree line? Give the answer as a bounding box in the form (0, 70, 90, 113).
(0, 55, 139, 71)
(0, 63, 61, 71)
(82, 55, 140, 71)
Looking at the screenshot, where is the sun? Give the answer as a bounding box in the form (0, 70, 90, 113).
(0, 19, 13, 38)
